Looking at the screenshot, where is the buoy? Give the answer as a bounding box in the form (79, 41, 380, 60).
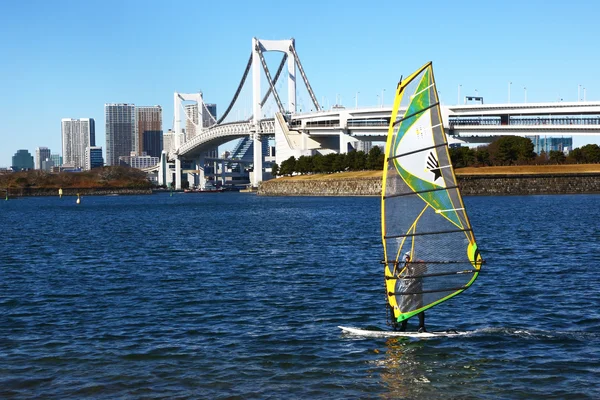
(76, 193, 81, 204)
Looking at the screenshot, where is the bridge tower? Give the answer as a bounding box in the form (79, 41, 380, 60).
(250, 37, 321, 187)
(173, 92, 205, 190)
(252, 38, 295, 187)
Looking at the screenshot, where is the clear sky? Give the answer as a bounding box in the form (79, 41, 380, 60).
(1, 0, 599, 167)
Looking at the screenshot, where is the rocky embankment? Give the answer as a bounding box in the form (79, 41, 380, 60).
(258, 173, 600, 196)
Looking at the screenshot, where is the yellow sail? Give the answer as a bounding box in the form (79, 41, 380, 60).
(382, 62, 483, 328)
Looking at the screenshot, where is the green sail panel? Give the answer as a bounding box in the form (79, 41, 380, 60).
(382, 63, 482, 326)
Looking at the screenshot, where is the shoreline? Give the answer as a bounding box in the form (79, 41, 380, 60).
(1, 187, 153, 198)
(258, 165, 600, 196)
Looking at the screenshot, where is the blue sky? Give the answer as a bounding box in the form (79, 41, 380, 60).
(1, 0, 599, 167)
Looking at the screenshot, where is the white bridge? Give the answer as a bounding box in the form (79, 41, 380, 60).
(163, 37, 600, 189)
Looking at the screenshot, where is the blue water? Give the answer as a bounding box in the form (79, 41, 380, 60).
(1, 193, 599, 399)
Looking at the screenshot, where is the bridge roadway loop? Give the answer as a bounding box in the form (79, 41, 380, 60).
(176, 101, 600, 162)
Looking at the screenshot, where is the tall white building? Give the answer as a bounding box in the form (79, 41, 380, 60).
(35, 147, 51, 170)
(183, 103, 218, 158)
(163, 129, 175, 155)
(184, 104, 199, 140)
(61, 118, 96, 169)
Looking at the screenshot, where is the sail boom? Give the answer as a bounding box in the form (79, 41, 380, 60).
(384, 228, 472, 239)
(383, 185, 459, 200)
(392, 101, 440, 127)
(396, 270, 477, 279)
(391, 285, 469, 296)
(387, 142, 447, 161)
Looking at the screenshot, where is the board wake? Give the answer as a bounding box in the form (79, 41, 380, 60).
(338, 326, 469, 338)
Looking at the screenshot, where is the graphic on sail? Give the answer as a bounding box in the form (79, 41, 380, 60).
(382, 62, 482, 327)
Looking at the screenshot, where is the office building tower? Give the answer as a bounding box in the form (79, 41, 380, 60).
(62, 118, 96, 169)
(50, 154, 62, 167)
(185, 104, 198, 140)
(204, 103, 217, 127)
(11, 149, 34, 171)
(163, 129, 175, 154)
(85, 146, 104, 169)
(35, 147, 51, 170)
(527, 136, 573, 155)
(119, 152, 159, 169)
(184, 103, 218, 158)
(41, 158, 54, 171)
(136, 106, 163, 158)
(105, 104, 135, 166)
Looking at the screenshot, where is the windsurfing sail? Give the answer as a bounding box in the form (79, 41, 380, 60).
(382, 62, 483, 328)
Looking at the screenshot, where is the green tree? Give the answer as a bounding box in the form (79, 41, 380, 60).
(579, 144, 600, 163)
(279, 156, 297, 176)
(567, 148, 584, 164)
(351, 150, 367, 170)
(271, 163, 279, 176)
(312, 153, 325, 173)
(488, 136, 535, 165)
(367, 146, 384, 170)
(474, 146, 491, 166)
(332, 153, 347, 172)
(548, 150, 566, 164)
(296, 155, 313, 174)
(449, 146, 476, 168)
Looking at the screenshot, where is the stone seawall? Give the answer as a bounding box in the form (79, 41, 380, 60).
(258, 173, 600, 196)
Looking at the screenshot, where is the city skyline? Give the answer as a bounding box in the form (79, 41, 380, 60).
(1, 0, 600, 167)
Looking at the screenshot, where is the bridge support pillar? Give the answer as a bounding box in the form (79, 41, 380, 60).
(339, 131, 357, 154)
(175, 157, 182, 190)
(252, 131, 263, 187)
(220, 161, 226, 186)
(158, 151, 167, 186)
(197, 157, 205, 190)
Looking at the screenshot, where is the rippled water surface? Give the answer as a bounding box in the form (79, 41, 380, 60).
(1, 193, 599, 399)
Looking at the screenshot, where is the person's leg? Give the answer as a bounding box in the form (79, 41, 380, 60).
(400, 320, 407, 331)
(418, 312, 426, 332)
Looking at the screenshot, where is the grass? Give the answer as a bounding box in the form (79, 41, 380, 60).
(272, 164, 600, 181)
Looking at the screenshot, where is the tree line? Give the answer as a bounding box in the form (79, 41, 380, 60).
(271, 137, 600, 176)
(272, 146, 385, 176)
(0, 166, 152, 189)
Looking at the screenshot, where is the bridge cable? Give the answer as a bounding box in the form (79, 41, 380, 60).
(288, 43, 321, 111)
(217, 52, 253, 125)
(256, 45, 287, 117)
(261, 53, 288, 107)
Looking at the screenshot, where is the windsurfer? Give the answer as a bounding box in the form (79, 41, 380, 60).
(398, 252, 426, 332)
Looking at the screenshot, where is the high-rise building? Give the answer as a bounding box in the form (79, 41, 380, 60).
(11, 149, 34, 171)
(61, 118, 95, 169)
(184, 103, 218, 158)
(50, 154, 62, 167)
(85, 146, 104, 169)
(105, 104, 135, 166)
(35, 147, 51, 170)
(119, 152, 159, 169)
(184, 104, 198, 140)
(204, 103, 217, 127)
(163, 129, 175, 154)
(184, 103, 217, 139)
(136, 106, 163, 158)
(527, 136, 573, 154)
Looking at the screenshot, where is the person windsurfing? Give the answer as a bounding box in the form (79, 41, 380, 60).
(398, 251, 427, 332)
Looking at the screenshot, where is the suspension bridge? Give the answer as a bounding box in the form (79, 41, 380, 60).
(157, 37, 600, 190)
